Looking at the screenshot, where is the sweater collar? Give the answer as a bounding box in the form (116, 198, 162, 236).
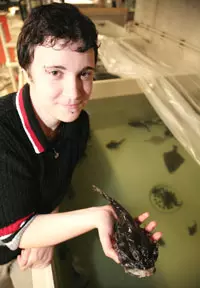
(16, 84, 47, 154)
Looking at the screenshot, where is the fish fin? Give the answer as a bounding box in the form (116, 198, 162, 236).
(119, 138, 126, 145)
(92, 185, 111, 202)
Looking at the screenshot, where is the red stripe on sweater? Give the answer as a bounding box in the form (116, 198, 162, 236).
(0, 213, 34, 237)
(18, 88, 44, 153)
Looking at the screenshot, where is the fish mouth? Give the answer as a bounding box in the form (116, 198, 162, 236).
(125, 267, 155, 278)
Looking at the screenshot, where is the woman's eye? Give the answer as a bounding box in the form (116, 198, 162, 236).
(80, 71, 93, 80)
(45, 68, 63, 79)
(50, 70, 60, 76)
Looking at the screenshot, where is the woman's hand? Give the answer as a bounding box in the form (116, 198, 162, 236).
(137, 212, 162, 241)
(96, 206, 162, 264)
(17, 246, 54, 270)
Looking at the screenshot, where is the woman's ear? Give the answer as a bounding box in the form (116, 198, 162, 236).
(22, 68, 32, 84)
(22, 67, 35, 86)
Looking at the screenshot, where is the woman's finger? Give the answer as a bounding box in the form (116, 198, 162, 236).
(145, 221, 157, 232)
(17, 249, 30, 270)
(136, 212, 149, 223)
(152, 232, 162, 241)
(17, 255, 24, 270)
(107, 249, 120, 264)
(107, 205, 118, 221)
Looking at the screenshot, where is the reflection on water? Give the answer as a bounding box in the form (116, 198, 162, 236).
(58, 94, 200, 288)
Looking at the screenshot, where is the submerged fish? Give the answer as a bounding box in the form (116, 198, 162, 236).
(97, 22, 106, 27)
(188, 221, 197, 236)
(164, 128, 173, 138)
(106, 138, 125, 149)
(128, 118, 163, 132)
(151, 185, 183, 210)
(92, 185, 159, 278)
(128, 120, 151, 132)
(163, 145, 185, 173)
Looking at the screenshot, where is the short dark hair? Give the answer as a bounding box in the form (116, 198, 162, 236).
(17, 3, 98, 71)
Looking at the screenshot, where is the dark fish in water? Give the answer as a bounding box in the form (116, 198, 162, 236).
(92, 185, 159, 278)
(188, 221, 197, 236)
(145, 136, 166, 145)
(97, 22, 106, 27)
(151, 185, 183, 210)
(158, 238, 166, 247)
(128, 118, 163, 132)
(106, 138, 125, 149)
(128, 120, 151, 132)
(163, 145, 185, 173)
(164, 128, 173, 138)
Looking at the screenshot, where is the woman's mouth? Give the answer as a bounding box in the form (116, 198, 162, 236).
(61, 102, 85, 114)
(68, 104, 81, 109)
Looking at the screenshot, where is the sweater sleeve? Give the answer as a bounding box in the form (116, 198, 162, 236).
(0, 126, 38, 251)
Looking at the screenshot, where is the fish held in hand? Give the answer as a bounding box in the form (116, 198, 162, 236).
(93, 185, 159, 278)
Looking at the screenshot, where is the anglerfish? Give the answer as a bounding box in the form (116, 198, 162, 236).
(92, 185, 159, 278)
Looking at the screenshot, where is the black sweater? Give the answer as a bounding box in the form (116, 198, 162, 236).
(0, 84, 89, 264)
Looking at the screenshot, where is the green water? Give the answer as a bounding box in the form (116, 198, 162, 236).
(56, 94, 200, 288)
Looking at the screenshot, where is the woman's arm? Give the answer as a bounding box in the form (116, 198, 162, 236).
(19, 206, 113, 248)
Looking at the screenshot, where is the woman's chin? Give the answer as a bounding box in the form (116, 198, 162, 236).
(59, 110, 82, 123)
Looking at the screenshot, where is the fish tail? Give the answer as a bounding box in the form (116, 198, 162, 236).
(119, 138, 126, 144)
(92, 185, 111, 202)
